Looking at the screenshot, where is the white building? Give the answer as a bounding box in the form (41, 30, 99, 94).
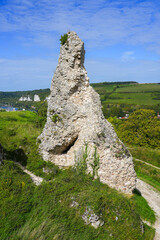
(34, 94, 40, 102)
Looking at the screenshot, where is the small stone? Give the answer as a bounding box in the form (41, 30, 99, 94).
(70, 201, 79, 208)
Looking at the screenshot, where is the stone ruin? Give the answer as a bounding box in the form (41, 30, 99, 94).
(38, 31, 136, 194)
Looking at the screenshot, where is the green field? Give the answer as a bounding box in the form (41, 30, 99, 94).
(115, 84, 160, 93)
(91, 82, 160, 106)
(105, 92, 160, 105)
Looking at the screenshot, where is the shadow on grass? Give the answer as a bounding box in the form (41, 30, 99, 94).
(132, 188, 142, 196)
(0, 143, 27, 167)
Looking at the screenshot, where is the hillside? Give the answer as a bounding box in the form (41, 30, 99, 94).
(92, 82, 160, 105)
(0, 82, 160, 238)
(0, 111, 156, 239)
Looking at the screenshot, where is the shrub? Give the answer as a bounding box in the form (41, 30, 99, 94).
(60, 33, 68, 45)
(109, 109, 160, 148)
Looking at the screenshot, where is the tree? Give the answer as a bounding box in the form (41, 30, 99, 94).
(117, 109, 160, 148)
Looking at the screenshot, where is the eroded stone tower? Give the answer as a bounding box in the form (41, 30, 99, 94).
(38, 31, 136, 193)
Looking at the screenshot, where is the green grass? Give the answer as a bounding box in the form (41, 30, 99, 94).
(104, 92, 160, 105)
(134, 161, 160, 192)
(0, 111, 156, 239)
(0, 161, 155, 240)
(0, 160, 34, 239)
(123, 138, 160, 192)
(94, 85, 116, 93)
(0, 111, 59, 179)
(129, 146, 160, 168)
(142, 224, 155, 240)
(0, 112, 154, 240)
(132, 192, 156, 224)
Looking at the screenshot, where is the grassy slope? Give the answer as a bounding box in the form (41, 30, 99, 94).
(127, 146, 160, 192)
(0, 111, 59, 179)
(0, 161, 155, 240)
(0, 111, 155, 239)
(129, 147, 160, 168)
(134, 161, 160, 192)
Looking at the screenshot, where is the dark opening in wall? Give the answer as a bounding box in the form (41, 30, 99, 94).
(62, 136, 78, 154)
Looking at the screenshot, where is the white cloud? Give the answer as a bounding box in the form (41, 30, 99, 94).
(86, 58, 160, 83)
(121, 51, 135, 62)
(0, 0, 160, 53)
(0, 56, 160, 91)
(0, 58, 57, 91)
(0, 0, 160, 90)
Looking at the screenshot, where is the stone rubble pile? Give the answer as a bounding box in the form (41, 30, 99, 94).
(82, 207, 104, 229)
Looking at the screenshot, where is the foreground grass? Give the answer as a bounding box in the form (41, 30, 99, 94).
(0, 160, 155, 240)
(0, 161, 34, 239)
(132, 192, 156, 224)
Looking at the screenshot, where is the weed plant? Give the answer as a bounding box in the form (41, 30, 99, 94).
(74, 143, 88, 175)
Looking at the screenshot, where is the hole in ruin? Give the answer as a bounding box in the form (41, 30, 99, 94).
(62, 136, 78, 154)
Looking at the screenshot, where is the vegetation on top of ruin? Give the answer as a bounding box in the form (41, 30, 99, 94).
(60, 33, 68, 45)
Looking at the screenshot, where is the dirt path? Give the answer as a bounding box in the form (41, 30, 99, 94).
(15, 162, 43, 185)
(136, 179, 160, 240)
(134, 159, 160, 170)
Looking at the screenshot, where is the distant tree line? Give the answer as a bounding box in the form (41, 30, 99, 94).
(0, 88, 50, 101)
(91, 81, 137, 88)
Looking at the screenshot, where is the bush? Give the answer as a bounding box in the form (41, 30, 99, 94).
(60, 33, 68, 45)
(110, 109, 160, 148)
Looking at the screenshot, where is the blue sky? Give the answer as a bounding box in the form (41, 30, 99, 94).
(0, 0, 160, 91)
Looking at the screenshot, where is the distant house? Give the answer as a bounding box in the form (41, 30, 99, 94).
(34, 94, 40, 102)
(19, 96, 32, 101)
(118, 114, 129, 119)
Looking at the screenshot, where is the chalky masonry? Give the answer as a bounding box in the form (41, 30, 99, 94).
(38, 31, 136, 193)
